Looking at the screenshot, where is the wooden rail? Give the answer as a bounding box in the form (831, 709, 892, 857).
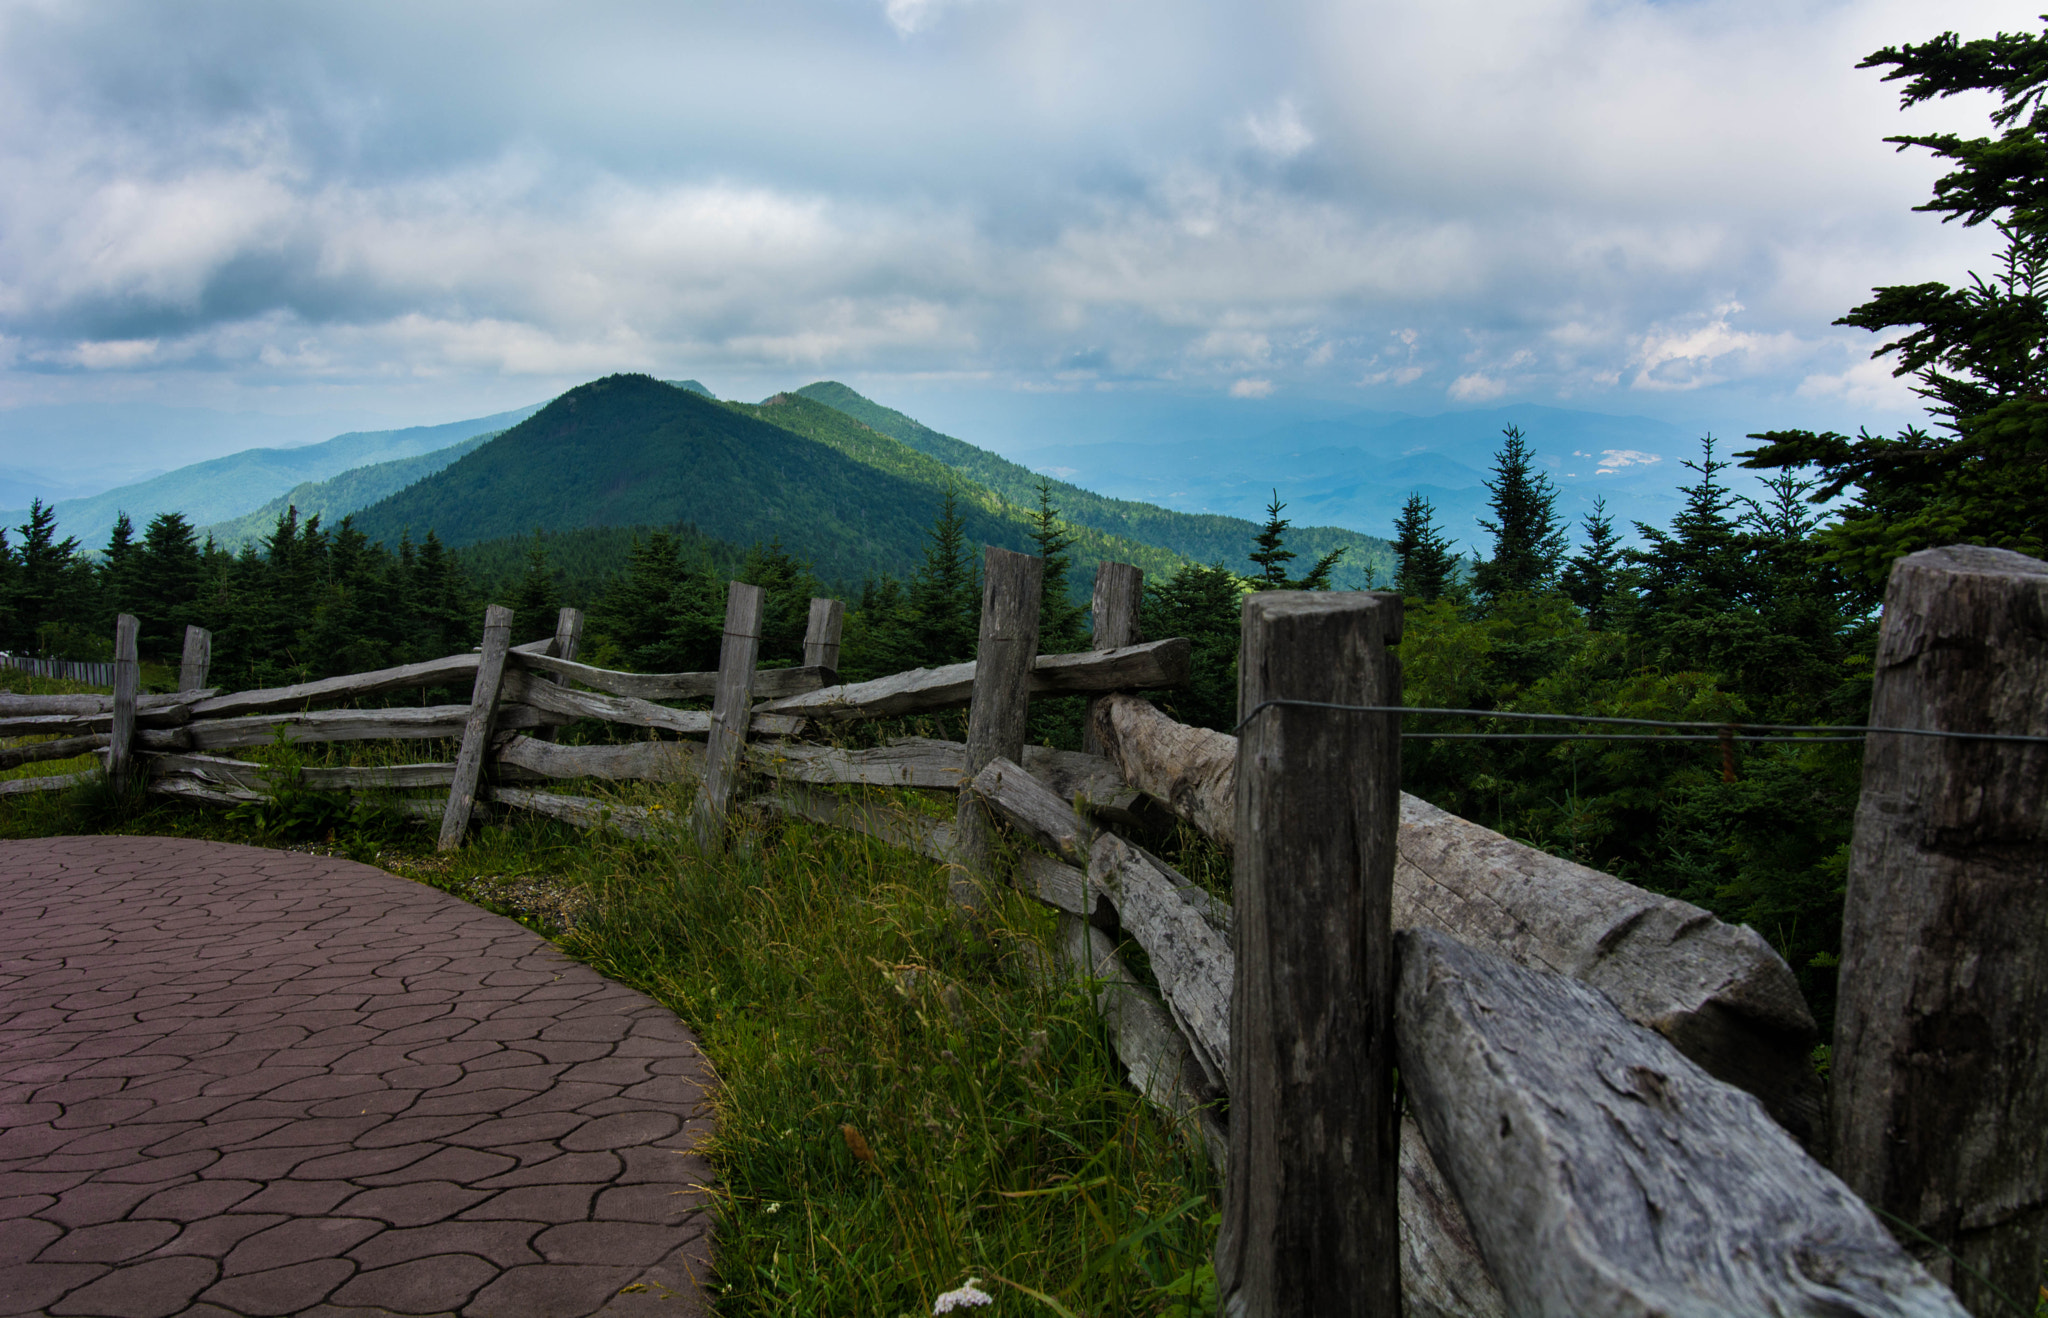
(9, 548, 2024, 1317)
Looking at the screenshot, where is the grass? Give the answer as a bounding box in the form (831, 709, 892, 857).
(0, 732, 1223, 1317)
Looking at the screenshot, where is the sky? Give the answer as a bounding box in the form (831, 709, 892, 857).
(0, 0, 2031, 485)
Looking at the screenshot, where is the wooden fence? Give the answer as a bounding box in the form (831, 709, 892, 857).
(3, 544, 2041, 1317)
(0, 654, 116, 686)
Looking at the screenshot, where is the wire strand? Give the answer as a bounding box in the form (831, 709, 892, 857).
(1231, 699, 2048, 744)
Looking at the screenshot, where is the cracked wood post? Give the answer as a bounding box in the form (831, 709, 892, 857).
(108, 614, 140, 795)
(177, 626, 211, 692)
(437, 604, 514, 851)
(1832, 545, 2048, 1312)
(803, 597, 844, 674)
(1218, 589, 1404, 1318)
(532, 607, 583, 745)
(692, 580, 765, 851)
(1083, 561, 1143, 757)
(954, 546, 1042, 909)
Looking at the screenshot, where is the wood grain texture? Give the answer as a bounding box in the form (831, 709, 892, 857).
(0, 770, 95, 796)
(181, 703, 552, 750)
(108, 614, 139, 794)
(804, 597, 845, 673)
(754, 638, 1191, 721)
(1088, 832, 1233, 1097)
(178, 625, 212, 692)
(1085, 561, 1144, 757)
(0, 692, 210, 720)
(509, 651, 832, 702)
(693, 580, 766, 850)
(530, 607, 585, 745)
(189, 653, 482, 719)
(1832, 545, 2048, 1310)
(1089, 692, 1822, 1144)
(496, 735, 699, 783)
(0, 733, 108, 770)
(439, 604, 514, 851)
(1398, 927, 1967, 1318)
(1220, 589, 1404, 1318)
(499, 668, 804, 737)
(1089, 693, 1238, 847)
(1397, 1117, 1507, 1318)
(970, 755, 1095, 866)
(487, 786, 665, 839)
(141, 752, 482, 791)
(955, 547, 1043, 905)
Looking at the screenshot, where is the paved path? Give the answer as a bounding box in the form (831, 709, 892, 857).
(0, 837, 715, 1318)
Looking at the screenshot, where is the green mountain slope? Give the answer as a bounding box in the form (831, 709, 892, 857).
(346, 374, 1118, 586)
(9, 404, 542, 551)
(796, 381, 1392, 587)
(198, 431, 502, 551)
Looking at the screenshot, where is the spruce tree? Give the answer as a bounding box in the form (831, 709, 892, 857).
(9, 500, 85, 654)
(1631, 437, 1751, 616)
(1139, 562, 1246, 730)
(1029, 479, 1087, 652)
(509, 532, 562, 645)
(906, 488, 979, 665)
(1471, 426, 1568, 602)
(101, 513, 136, 629)
(1560, 498, 1624, 629)
(1248, 491, 1343, 590)
(1392, 494, 1458, 602)
(132, 512, 203, 658)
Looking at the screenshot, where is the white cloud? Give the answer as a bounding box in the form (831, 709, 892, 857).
(1230, 377, 1274, 398)
(1244, 98, 1314, 159)
(1596, 449, 1660, 470)
(1448, 373, 1505, 402)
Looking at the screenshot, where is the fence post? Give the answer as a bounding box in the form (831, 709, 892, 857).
(438, 604, 514, 851)
(177, 626, 211, 692)
(108, 614, 140, 795)
(1083, 561, 1142, 757)
(803, 597, 845, 674)
(532, 607, 584, 745)
(1218, 590, 1403, 1318)
(692, 581, 765, 851)
(1832, 545, 2048, 1311)
(954, 547, 1042, 909)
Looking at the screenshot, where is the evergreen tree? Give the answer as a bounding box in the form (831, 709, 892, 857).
(1392, 494, 1459, 603)
(1470, 426, 1568, 603)
(131, 512, 203, 659)
(1630, 437, 1751, 617)
(738, 538, 825, 664)
(906, 488, 979, 666)
(1248, 491, 1343, 590)
(101, 513, 136, 629)
(509, 533, 563, 646)
(1140, 563, 1245, 731)
(1743, 20, 2048, 580)
(1560, 499, 1625, 629)
(1029, 479, 1087, 653)
(8, 500, 88, 655)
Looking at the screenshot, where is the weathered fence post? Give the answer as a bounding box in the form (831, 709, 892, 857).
(177, 625, 211, 692)
(692, 581, 766, 851)
(438, 604, 514, 851)
(532, 607, 583, 745)
(953, 547, 1043, 908)
(108, 614, 140, 795)
(1083, 561, 1142, 757)
(803, 597, 844, 674)
(1218, 590, 1404, 1318)
(1832, 545, 2048, 1312)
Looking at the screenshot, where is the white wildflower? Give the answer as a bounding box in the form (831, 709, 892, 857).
(933, 1277, 994, 1313)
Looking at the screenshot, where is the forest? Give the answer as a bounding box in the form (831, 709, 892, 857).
(4, 18, 2044, 1037)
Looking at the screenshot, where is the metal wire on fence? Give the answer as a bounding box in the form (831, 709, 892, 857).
(1233, 699, 2048, 745)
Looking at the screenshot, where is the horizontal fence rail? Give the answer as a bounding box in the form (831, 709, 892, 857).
(6, 546, 2032, 1315)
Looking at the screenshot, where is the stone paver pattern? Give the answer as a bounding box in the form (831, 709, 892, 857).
(0, 836, 715, 1317)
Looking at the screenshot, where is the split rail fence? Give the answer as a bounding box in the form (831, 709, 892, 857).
(3, 543, 2041, 1318)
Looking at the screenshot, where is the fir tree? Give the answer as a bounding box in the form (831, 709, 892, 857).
(8, 500, 86, 654)
(1392, 494, 1458, 603)
(101, 513, 136, 629)
(1248, 491, 1344, 590)
(132, 512, 203, 659)
(509, 532, 563, 646)
(1029, 479, 1087, 653)
(1140, 563, 1245, 730)
(1470, 426, 1568, 603)
(1631, 437, 1751, 617)
(1560, 499, 1624, 629)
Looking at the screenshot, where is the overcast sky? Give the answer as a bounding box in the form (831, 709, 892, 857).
(0, 0, 2029, 470)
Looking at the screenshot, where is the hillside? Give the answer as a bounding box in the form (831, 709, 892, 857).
(198, 431, 501, 550)
(8, 403, 542, 550)
(796, 381, 1393, 586)
(346, 374, 1134, 587)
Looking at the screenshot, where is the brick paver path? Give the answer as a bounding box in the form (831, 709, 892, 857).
(0, 837, 715, 1318)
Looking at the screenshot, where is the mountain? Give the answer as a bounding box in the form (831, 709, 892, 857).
(4, 404, 543, 551)
(345, 374, 1193, 589)
(196, 431, 504, 551)
(1008, 404, 1715, 550)
(795, 381, 1391, 587)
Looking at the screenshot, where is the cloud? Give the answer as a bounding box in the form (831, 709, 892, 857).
(1596, 449, 1660, 470)
(1230, 377, 1274, 398)
(0, 0, 2017, 432)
